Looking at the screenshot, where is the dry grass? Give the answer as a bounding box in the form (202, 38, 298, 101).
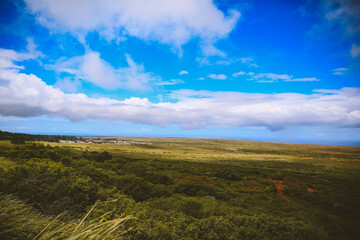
(42, 138, 360, 168)
(0, 157, 16, 170)
(35, 200, 135, 240)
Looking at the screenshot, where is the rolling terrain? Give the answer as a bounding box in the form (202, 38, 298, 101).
(1, 137, 360, 239)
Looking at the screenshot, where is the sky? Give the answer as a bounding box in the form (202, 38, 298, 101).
(0, 0, 360, 146)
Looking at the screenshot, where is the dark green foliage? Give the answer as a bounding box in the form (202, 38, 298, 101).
(143, 171, 174, 185)
(216, 169, 243, 181)
(82, 150, 112, 162)
(10, 137, 26, 145)
(116, 175, 170, 201)
(0, 194, 50, 240)
(0, 130, 78, 143)
(0, 140, 359, 239)
(175, 180, 215, 197)
(184, 214, 322, 240)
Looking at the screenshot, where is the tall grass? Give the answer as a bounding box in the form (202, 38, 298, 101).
(0, 195, 134, 240)
(35, 200, 135, 240)
(0, 194, 50, 240)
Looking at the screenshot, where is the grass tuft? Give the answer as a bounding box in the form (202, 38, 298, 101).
(35, 199, 135, 240)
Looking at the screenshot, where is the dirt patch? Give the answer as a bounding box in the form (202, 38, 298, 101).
(176, 176, 314, 196)
(288, 179, 317, 193)
(240, 181, 266, 190)
(306, 186, 317, 192)
(267, 179, 288, 200)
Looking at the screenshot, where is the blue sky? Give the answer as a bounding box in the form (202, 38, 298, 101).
(0, 0, 360, 145)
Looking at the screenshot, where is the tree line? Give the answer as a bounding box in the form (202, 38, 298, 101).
(0, 130, 78, 144)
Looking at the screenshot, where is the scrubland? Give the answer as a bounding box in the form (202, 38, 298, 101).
(1, 138, 359, 239)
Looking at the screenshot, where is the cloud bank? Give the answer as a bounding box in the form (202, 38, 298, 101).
(1, 48, 360, 130)
(25, 0, 240, 56)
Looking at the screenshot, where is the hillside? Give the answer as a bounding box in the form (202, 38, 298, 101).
(1, 136, 360, 239)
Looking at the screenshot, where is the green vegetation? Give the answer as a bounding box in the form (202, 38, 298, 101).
(0, 130, 79, 143)
(0, 134, 360, 239)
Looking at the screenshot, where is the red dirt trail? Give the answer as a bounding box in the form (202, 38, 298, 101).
(306, 186, 317, 192)
(175, 176, 316, 197)
(267, 179, 288, 200)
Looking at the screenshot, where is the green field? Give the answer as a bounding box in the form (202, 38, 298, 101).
(1, 138, 360, 239)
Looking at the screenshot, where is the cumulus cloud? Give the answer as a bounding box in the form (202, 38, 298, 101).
(232, 71, 319, 82)
(1, 48, 359, 130)
(179, 70, 188, 75)
(208, 74, 227, 80)
(54, 77, 81, 93)
(25, 0, 240, 56)
(48, 51, 160, 90)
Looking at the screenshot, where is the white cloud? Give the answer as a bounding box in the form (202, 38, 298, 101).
(215, 58, 237, 65)
(0, 39, 42, 70)
(239, 57, 258, 67)
(200, 43, 227, 57)
(324, 0, 360, 35)
(205, 56, 259, 67)
(54, 77, 81, 93)
(179, 70, 188, 75)
(321, 0, 360, 56)
(1, 48, 359, 130)
(25, 0, 240, 56)
(196, 57, 210, 65)
(25, 37, 43, 59)
(232, 71, 319, 82)
(0, 49, 25, 70)
(48, 51, 160, 90)
(351, 44, 360, 58)
(333, 67, 349, 75)
(154, 79, 184, 86)
(334, 67, 349, 71)
(208, 73, 227, 80)
(232, 71, 245, 77)
(255, 73, 292, 82)
(287, 77, 320, 82)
